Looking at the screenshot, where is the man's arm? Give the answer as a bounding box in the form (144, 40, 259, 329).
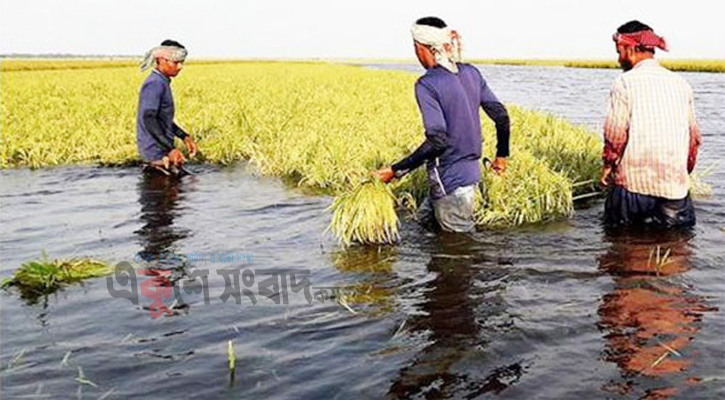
(390, 82, 448, 177)
(480, 79, 510, 159)
(142, 111, 174, 153)
(601, 78, 631, 186)
(390, 141, 440, 175)
(482, 102, 510, 158)
(687, 91, 702, 174)
(172, 123, 188, 140)
(172, 122, 197, 158)
(140, 81, 174, 153)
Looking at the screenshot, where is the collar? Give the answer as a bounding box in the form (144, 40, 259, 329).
(633, 58, 660, 70)
(428, 64, 459, 75)
(152, 68, 171, 82)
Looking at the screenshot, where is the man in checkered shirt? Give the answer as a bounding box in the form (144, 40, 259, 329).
(600, 20, 702, 228)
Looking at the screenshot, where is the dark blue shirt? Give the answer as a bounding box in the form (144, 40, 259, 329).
(136, 70, 187, 162)
(393, 63, 510, 199)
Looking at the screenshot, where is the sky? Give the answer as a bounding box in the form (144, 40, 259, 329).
(1, 0, 723, 59)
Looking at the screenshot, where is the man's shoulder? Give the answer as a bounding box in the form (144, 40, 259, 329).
(659, 67, 693, 89)
(142, 72, 169, 90)
(417, 64, 479, 83)
(621, 61, 692, 90)
(416, 69, 439, 87)
(459, 63, 485, 82)
(612, 72, 628, 84)
(458, 63, 479, 73)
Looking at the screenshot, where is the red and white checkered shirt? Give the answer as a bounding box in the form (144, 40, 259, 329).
(603, 59, 702, 200)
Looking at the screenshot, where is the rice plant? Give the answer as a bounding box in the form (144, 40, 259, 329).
(689, 163, 717, 198)
(476, 151, 574, 227)
(328, 178, 400, 246)
(0, 58, 312, 72)
(1, 256, 112, 303)
(486, 106, 601, 196)
(562, 59, 725, 73)
(227, 340, 236, 377)
(2, 61, 606, 245)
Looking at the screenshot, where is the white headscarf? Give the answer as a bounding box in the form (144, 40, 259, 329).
(411, 24, 462, 73)
(140, 45, 188, 71)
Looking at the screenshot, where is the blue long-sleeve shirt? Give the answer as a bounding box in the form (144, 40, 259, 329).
(392, 63, 510, 199)
(136, 70, 187, 162)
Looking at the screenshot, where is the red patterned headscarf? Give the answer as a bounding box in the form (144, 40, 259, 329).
(613, 30, 669, 52)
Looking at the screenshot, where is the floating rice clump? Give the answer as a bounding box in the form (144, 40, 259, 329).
(1, 257, 112, 302)
(329, 178, 400, 246)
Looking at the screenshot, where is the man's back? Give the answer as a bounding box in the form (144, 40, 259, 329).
(611, 59, 695, 199)
(416, 64, 483, 163)
(415, 64, 487, 197)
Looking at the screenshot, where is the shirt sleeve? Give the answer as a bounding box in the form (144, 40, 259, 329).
(480, 76, 501, 104)
(391, 141, 437, 174)
(172, 123, 188, 139)
(603, 77, 631, 167)
(415, 81, 448, 152)
(481, 105, 510, 159)
(687, 89, 702, 173)
(477, 72, 510, 157)
(139, 79, 163, 114)
(140, 80, 174, 152)
(391, 81, 447, 175)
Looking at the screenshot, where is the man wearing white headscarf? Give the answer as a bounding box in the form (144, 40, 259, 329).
(374, 17, 510, 233)
(137, 39, 197, 173)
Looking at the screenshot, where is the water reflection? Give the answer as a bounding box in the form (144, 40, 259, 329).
(598, 228, 715, 398)
(330, 246, 397, 316)
(388, 234, 523, 399)
(134, 171, 191, 266)
(132, 171, 196, 316)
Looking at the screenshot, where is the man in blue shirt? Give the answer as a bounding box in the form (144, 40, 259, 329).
(137, 40, 197, 172)
(374, 17, 510, 233)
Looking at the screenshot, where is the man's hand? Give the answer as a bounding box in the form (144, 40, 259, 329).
(600, 165, 613, 187)
(168, 148, 186, 166)
(491, 157, 507, 175)
(372, 166, 395, 183)
(149, 156, 171, 169)
(184, 136, 197, 158)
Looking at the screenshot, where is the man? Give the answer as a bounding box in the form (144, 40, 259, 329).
(600, 21, 702, 227)
(374, 17, 510, 233)
(137, 39, 197, 173)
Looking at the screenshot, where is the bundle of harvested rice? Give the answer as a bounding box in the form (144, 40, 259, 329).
(328, 178, 400, 246)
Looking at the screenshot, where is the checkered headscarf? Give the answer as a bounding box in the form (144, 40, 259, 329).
(613, 30, 668, 52)
(411, 23, 462, 73)
(140, 45, 188, 71)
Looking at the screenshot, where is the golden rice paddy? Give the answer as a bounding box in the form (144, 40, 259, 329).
(2, 60, 606, 244)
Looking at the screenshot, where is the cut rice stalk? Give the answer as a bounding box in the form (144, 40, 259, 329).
(328, 178, 399, 246)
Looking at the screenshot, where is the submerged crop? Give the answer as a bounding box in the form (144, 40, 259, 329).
(2, 61, 606, 244)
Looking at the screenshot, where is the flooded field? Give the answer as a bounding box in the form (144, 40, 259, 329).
(1, 64, 723, 399)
